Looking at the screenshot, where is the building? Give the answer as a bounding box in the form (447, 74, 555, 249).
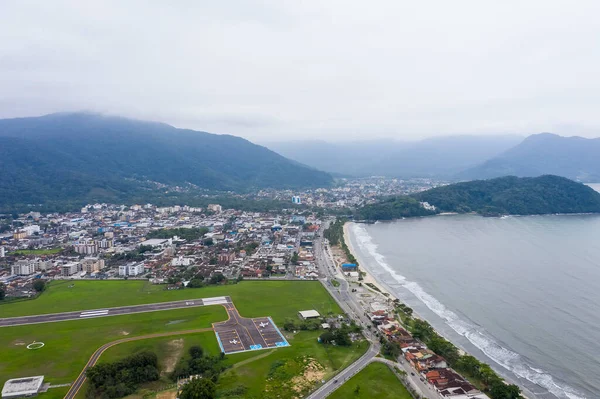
(292, 196, 302, 204)
(141, 238, 171, 249)
(96, 238, 113, 249)
(341, 263, 358, 272)
(11, 260, 36, 276)
(298, 310, 321, 320)
(13, 230, 27, 240)
(61, 262, 80, 277)
(207, 204, 222, 213)
(22, 225, 41, 237)
(74, 239, 98, 255)
(0, 247, 4, 258)
(218, 251, 235, 265)
(81, 258, 104, 273)
(119, 263, 145, 277)
(2, 376, 44, 398)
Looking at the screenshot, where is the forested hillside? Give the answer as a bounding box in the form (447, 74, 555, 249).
(0, 113, 332, 211)
(356, 175, 600, 219)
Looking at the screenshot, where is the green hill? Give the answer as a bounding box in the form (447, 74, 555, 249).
(357, 175, 600, 219)
(0, 113, 332, 211)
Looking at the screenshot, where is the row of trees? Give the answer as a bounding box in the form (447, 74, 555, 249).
(324, 218, 359, 266)
(86, 351, 160, 398)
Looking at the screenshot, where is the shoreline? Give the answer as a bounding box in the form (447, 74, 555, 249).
(343, 222, 392, 298)
(342, 221, 536, 399)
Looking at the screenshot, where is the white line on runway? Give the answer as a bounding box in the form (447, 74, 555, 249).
(79, 310, 109, 318)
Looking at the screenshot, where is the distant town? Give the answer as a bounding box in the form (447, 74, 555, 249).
(0, 177, 442, 297)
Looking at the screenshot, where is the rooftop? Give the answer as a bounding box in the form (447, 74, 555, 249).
(2, 376, 44, 398)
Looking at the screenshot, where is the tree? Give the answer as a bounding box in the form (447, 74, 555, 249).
(490, 381, 521, 399)
(291, 252, 299, 265)
(179, 378, 216, 399)
(187, 279, 204, 288)
(33, 279, 46, 293)
(0, 283, 5, 300)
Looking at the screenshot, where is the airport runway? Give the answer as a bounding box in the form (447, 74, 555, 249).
(0, 296, 232, 327)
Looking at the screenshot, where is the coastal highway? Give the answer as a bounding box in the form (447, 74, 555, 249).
(308, 221, 381, 398)
(0, 296, 231, 327)
(311, 220, 435, 399)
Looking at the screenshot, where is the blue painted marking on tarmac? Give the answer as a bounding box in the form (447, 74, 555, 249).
(275, 341, 289, 347)
(215, 332, 225, 353)
(269, 317, 291, 347)
(250, 344, 263, 350)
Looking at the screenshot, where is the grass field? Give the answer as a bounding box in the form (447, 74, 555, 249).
(9, 247, 62, 256)
(71, 332, 223, 399)
(0, 280, 341, 323)
(0, 307, 226, 390)
(0, 280, 348, 398)
(217, 332, 369, 399)
(328, 362, 412, 399)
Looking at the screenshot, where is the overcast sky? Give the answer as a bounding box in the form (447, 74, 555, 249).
(1, 1, 600, 141)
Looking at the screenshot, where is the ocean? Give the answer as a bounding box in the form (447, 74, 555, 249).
(347, 215, 600, 399)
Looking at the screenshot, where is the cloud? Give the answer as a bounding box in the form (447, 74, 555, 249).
(1, 0, 600, 141)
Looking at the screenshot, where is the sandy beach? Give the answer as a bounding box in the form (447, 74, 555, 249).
(343, 221, 396, 299)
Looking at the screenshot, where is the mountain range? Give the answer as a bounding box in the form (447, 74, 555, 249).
(266, 135, 524, 177)
(0, 113, 332, 209)
(460, 133, 600, 181)
(269, 133, 600, 182)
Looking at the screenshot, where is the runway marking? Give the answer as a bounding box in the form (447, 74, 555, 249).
(79, 310, 109, 318)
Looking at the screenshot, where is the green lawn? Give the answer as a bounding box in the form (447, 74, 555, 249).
(0, 280, 341, 323)
(217, 332, 369, 399)
(72, 332, 223, 399)
(0, 306, 226, 389)
(9, 247, 62, 256)
(328, 362, 412, 399)
(0, 280, 352, 398)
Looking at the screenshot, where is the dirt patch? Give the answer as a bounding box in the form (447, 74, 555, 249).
(12, 340, 25, 346)
(161, 339, 184, 375)
(290, 357, 326, 393)
(119, 330, 130, 336)
(155, 391, 177, 399)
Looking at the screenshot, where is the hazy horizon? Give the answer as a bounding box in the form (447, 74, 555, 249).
(2, 1, 600, 141)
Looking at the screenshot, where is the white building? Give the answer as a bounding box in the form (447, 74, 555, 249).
(171, 256, 192, 267)
(141, 238, 171, 249)
(119, 263, 145, 277)
(2, 376, 45, 399)
(74, 239, 98, 255)
(207, 204, 222, 213)
(420, 201, 437, 211)
(292, 196, 302, 204)
(61, 262, 80, 277)
(0, 246, 4, 258)
(22, 225, 41, 237)
(11, 260, 37, 276)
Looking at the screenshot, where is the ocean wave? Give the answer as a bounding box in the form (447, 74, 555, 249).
(349, 223, 587, 399)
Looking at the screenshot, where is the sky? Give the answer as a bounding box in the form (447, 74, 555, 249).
(1, 0, 600, 142)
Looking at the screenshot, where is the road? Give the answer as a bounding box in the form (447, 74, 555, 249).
(0, 296, 231, 327)
(63, 328, 213, 399)
(308, 220, 434, 399)
(306, 220, 380, 398)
